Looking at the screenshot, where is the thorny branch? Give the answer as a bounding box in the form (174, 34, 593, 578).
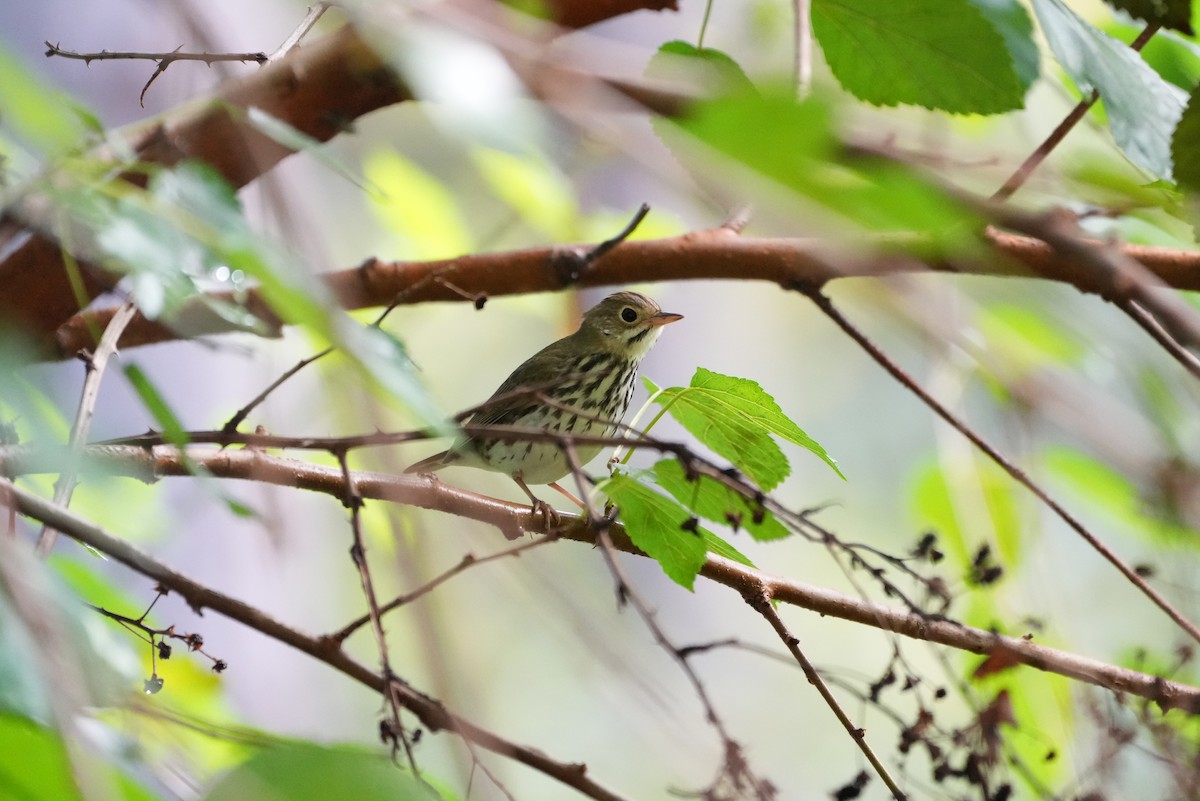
(44, 41, 268, 107)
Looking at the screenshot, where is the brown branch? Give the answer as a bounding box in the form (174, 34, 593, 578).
(334, 450, 418, 771)
(330, 534, 558, 644)
(268, 3, 331, 61)
(44, 42, 268, 66)
(36, 299, 138, 555)
(991, 23, 1160, 202)
(44, 42, 269, 107)
(801, 287, 1200, 648)
(49, 226, 1200, 360)
(2, 476, 635, 801)
(4, 25, 411, 352)
(746, 589, 907, 800)
(7, 7, 682, 356)
(4, 448, 1199, 713)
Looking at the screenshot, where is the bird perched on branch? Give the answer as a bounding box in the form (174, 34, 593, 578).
(405, 291, 683, 523)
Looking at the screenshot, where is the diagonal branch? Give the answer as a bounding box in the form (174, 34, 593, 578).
(35, 299, 138, 555)
(3, 448, 1198, 713)
(801, 287, 1200, 648)
(2, 475, 635, 801)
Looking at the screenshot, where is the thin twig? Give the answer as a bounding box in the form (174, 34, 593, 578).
(801, 287, 1200, 648)
(36, 299, 138, 555)
(44, 41, 268, 107)
(268, 3, 330, 61)
(43, 41, 268, 66)
(991, 22, 1160, 202)
(330, 534, 559, 643)
(747, 588, 908, 800)
(1118, 297, 1200, 381)
(559, 441, 775, 798)
(335, 451, 420, 773)
(221, 207, 649, 433)
(793, 0, 812, 98)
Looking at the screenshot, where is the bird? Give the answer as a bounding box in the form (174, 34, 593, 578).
(405, 291, 683, 522)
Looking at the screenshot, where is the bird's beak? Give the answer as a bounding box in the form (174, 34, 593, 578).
(648, 311, 684, 328)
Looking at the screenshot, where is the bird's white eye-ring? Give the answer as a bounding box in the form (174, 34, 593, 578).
(620, 307, 637, 323)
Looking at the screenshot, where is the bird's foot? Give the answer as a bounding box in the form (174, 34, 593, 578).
(531, 498, 561, 529)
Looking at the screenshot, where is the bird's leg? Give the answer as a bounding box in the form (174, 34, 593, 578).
(513, 475, 560, 528)
(548, 481, 585, 509)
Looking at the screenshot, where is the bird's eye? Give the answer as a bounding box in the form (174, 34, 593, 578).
(620, 307, 637, 323)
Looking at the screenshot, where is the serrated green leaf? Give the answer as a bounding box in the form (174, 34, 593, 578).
(601, 475, 709, 590)
(647, 40, 756, 93)
(970, 0, 1041, 89)
(701, 530, 756, 567)
(1103, 0, 1193, 35)
(653, 368, 843, 490)
(203, 742, 441, 801)
(1107, 22, 1200, 90)
(1032, 0, 1187, 179)
(812, 0, 1025, 113)
(1172, 83, 1200, 193)
(653, 459, 789, 543)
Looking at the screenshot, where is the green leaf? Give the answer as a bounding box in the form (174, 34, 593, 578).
(700, 530, 756, 567)
(340, 324, 449, 432)
(0, 715, 165, 801)
(601, 475, 709, 590)
(0, 47, 95, 157)
(811, 0, 1025, 113)
(970, 0, 1041, 89)
(647, 40, 756, 93)
(1032, 0, 1187, 179)
(365, 149, 473, 260)
(651, 368, 844, 491)
(123, 364, 189, 449)
(1106, 22, 1200, 90)
(470, 146, 578, 240)
(244, 106, 376, 195)
(203, 742, 442, 801)
(1043, 446, 1199, 547)
(653, 459, 789, 542)
(1102, 0, 1194, 35)
(1171, 83, 1200, 193)
(672, 92, 977, 236)
(976, 302, 1086, 370)
(910, 455, 1024, 571)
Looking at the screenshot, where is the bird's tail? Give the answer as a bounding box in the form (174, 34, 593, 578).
(404, 450, 457, 474)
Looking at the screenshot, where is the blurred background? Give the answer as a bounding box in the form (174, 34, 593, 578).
(4, 1, 1200, 799)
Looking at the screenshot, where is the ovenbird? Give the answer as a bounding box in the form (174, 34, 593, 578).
(405, 291, 683, 518)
